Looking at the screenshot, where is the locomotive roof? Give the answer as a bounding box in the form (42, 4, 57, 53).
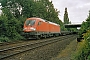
(37, 18, 60, 26)
(28, 17, 60, 26)
(48, 21, 60, 26)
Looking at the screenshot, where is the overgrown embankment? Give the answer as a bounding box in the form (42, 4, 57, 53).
(73, 30, 90, 60)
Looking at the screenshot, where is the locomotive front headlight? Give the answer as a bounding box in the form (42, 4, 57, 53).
(23, 28, 27, 30)
(30, 27, 36, 31)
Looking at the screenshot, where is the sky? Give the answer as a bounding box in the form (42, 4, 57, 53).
(51, 0, 90, 24)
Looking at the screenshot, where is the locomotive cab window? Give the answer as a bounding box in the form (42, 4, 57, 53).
(25, 20, 35, 26)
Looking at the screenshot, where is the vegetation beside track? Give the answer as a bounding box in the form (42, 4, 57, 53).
(73, 30, 90, 60)
(73, 11, 90, 60)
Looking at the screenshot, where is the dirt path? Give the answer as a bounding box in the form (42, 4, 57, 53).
(52, 39, 77, 60)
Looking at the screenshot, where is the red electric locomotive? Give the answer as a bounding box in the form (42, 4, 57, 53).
(23, 17, 60, 39)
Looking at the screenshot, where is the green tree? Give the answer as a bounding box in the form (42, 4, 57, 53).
(63, 7, 70, 24)
(79, 10, 90, 36)
(0, 0, 61, 24)
(0, 7, 23, 42)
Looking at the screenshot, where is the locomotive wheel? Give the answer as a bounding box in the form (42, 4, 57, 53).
(44, 35, 47, 38)
(36, 35, 40, 40)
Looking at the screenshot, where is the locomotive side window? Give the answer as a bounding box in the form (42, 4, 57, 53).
(25, 20, 35, 26)
(38, 21, 42, 25)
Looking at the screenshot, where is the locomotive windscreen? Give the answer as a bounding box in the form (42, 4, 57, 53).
(25, 20, 35, 26)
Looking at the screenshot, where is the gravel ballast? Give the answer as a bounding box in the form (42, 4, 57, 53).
(3, 35, 77, 60)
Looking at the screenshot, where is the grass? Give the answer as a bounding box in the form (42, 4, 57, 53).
(51, 39, 77, 60)
(72, 40, 88, 60)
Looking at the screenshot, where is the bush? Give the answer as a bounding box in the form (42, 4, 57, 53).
(87, 55, 90, 60)
(0, 36, 10, 42)
(0, 14, 24, 42)
(73, 30, 90, 60)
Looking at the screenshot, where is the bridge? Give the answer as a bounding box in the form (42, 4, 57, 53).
(64, 24, 81, 28)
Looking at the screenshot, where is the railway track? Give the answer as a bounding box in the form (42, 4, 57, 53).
(0, 41, 25, 46)
(0, 35, 76, 60)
